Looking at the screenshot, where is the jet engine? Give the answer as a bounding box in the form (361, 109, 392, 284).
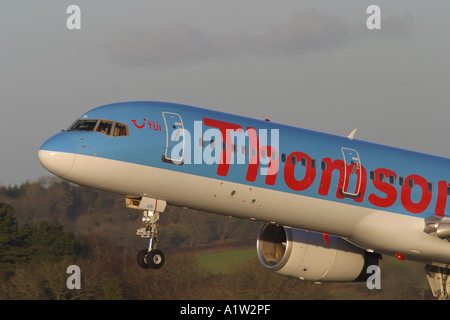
(256, 223, 380, 282)
(424, 216, 450, 239)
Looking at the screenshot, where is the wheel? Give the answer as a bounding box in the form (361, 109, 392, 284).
(147, 249, 165, 269)
(136, 249, 165, 269)
(137, 249, 151, 269)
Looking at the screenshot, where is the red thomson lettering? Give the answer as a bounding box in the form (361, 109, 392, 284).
(284, 152, 316, 191)
(318, 158, 366, 202)
(344, 162, 367, 202)
(260, 145, 279, 185)
(368, 168, 397, 207)
(203, 118, 242, 176)
(203, 119, 278, 185)
(318, 158, 342, 197)
(245, 127, 259, 182)
(435, 181, 450, 216)
(401, 174, 432, 214)
(202, 117, 442, 216)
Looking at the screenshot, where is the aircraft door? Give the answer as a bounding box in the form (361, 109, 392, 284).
(341, 147, 362, 197)
(162, 112, 184, 164)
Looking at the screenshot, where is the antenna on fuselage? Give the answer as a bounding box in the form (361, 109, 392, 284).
(347, 128, 357, 141)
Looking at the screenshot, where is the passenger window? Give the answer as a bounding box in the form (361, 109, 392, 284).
(301, 158, 307, 167)
(97, 121, 113, 136)
(389, 175, 395, 184)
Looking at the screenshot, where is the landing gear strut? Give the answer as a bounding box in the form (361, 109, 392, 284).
(136, 210, 165, 269)
(425, 264, 450, 300)
(126, 196, 167, 269)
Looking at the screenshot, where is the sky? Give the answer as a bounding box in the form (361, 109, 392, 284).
(1, 1, 450, 186)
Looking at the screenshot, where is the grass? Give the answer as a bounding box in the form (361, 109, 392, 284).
(196, 247, 256, 274)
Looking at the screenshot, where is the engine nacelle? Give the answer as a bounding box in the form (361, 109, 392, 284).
(424, 216, 450, 239)
(256, 223, 380, 282)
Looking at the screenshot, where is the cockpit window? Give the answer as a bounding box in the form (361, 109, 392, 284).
(96, 120, 113, 135)
(113, 123, 128, 137)
(68, 119, 129, 137)
(69, 120, 98, 131)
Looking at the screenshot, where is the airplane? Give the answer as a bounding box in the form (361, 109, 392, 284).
(38, 101, 450, 299)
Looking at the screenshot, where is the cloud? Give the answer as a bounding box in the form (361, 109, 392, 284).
(105, 8, 414, 67)
(379, 13, 416, 36)
(105, 22, 214, 66)
(258, 9, 352, 56)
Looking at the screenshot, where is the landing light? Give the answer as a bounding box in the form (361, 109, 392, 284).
(142, 211, 158, 223)
(142, 216, 153, 222)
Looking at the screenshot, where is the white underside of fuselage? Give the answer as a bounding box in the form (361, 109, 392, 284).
(39, 150, 450, 266)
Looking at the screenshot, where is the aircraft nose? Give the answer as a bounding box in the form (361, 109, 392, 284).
(38, 133, 76, 178)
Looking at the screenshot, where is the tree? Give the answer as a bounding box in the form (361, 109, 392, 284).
(0, 202, 78, 270)
(25, 221, 77, 264)
(0, 203, 28, 269)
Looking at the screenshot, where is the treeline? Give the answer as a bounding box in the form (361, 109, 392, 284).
(0, 178, 332, 300)
(0, 178, 433, 299)
(0, 178, 266, 299)
(0, 178, 259, 251)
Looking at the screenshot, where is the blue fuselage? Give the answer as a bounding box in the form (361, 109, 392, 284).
(40, 101, 450, 219)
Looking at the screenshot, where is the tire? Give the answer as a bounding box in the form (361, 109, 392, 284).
(147, 249, 165, 269)
(137, 249, 151, 269)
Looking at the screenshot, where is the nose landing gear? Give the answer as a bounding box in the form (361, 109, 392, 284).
(126, 196, 167, 269)
(136, 210, 165, 269)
